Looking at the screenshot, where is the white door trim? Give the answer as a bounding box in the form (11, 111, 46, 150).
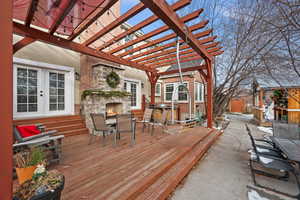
(13, 57, 75, 119)
(124, 78, 141, 110)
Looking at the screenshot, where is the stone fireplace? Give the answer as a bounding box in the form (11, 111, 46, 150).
(81, 62, 131, 133)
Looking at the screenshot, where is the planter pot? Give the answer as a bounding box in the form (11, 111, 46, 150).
(14, 176, 65, 200)
(16, 165, 37, 184)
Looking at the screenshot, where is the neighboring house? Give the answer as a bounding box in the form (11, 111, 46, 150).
(156, 60, 206, 120)
(252, 75, 300, 125)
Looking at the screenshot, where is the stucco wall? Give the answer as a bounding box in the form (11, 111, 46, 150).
(13, 35, 81, 112)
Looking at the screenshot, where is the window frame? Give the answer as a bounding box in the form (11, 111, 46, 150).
(195, 82, 204, 103)
(155, 82, 162, 97)
(164, 82, 189, 103)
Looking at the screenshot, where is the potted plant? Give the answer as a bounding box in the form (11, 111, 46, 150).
(14, 147, 45, 184)
(14, 169, 65, 200)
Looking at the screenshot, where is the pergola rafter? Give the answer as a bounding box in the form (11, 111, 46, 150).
(119, 20, 208, 58)
(68, 0, 119, 41)
(82, 3, 146, 46)
(150, 46, 223, 69)
(151, 55, 203, 68)
(49, 0, 78, 35)
(96, 0, 191, 51)
(128, 35, 216, 62)
(141, 42, 220, 65)
(158, 65, 206, 76)
(107, 9, 202, 54)
(25, 0, 39, 27)
(138, 39, 219, 65)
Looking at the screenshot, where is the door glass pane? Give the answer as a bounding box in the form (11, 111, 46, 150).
(130, 83, 137, 107)
(16, 67, 38, 112)
(49, 72, 65, 111)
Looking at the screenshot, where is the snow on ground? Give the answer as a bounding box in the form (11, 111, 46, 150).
(248, 190, 270, 200)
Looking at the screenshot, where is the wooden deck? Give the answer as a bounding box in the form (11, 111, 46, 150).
(53, 125, 221, 200)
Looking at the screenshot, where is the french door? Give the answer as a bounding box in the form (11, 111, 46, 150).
(124, 80, 140, 110)
(14, 64, 70, 118)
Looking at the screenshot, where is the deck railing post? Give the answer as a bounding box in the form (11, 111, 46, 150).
(0, 0, 13, 199)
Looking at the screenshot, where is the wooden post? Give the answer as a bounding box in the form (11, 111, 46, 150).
(0, 0, 13, 199)
(206, 59, 213, 128)
(146, 71, 159, 105)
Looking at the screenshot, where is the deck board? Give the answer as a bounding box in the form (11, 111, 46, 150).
(50, 125, 214, 200)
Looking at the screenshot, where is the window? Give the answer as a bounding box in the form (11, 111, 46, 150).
(16, 68, 38, 112)
(124, 34, 134, 54)
(165, 83, 174, 101)
(195, 82, 204, 102)
(178, 83, 188, 101)
(155, 83, 161, 96)
(164, 82, 188, 102)
(49, 72, 65, 111)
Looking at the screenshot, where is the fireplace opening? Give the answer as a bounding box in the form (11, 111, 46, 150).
(106, 103, 123, 118)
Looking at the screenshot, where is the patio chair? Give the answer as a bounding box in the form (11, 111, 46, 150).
(13, 124, 63, 164)
(246, 125, 282, 158)
(246, 124, 300, 199)
(89, 113, 112, 146)
(115, 114, 136, 146)
(136, 108, 153, 132)
(150, 109, 168, 136)
(273, 121, 300, 140)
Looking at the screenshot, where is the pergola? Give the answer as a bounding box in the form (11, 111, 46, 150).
(0, 0, 223, 199)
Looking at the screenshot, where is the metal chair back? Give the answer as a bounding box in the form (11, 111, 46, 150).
(143, 108, 153, 122)
(90, 113, 107, 131)
(116, 114, 133, 133)
(161, 110, 169, 124)
(273, 121, 300, 139)
(245, 124, 260, 160)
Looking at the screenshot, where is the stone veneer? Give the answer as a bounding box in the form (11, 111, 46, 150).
(81, 63, 131, 133)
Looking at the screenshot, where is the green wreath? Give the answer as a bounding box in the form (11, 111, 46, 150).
(106, 71, 120, 88)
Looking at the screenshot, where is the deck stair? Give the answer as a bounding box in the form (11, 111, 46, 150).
(13, 115, 89, 137)
(98, 128, 222, 200)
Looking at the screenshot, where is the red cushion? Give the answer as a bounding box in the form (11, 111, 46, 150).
(16, 125, 41, 138)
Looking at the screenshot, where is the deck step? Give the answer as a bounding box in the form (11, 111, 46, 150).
(13, 115, 88, 137)
(135, 130, 222, 200)
(102, 128, 220, 200)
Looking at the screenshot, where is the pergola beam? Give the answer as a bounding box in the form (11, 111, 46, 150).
(83, 3, 146, 46)
(13, 37, 36, 54)
(108, 9, 202, 54)
(158, 65, 206, 76)
(140, 0, 212, 60)
(25, 0, 39, 26)
(96, 0, 191, 51)
(49, 0, 78, 35)
(68, 0, 118, 41)
(119, 20, 208, 58)
(13, 22, 155, 72)
(129, 34, 216, 62)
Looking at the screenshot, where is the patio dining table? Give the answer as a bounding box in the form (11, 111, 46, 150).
(270, 136, 300, 163)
